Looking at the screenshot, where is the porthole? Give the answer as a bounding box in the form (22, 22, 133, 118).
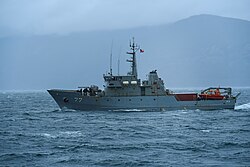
(118, 99, 120, 101)
(63, 97, 69, 103)
(129, 99, 131, 101)
(153, 99, 156, 101)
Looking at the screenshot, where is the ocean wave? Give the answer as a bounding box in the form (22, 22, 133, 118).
(0, 152, 54, 161)
(61, 108, 77, 112)
(41, 131, 83, 139)
(21, 109, 60, 115)
(112, 109, 147, 112)
(235, 103, 250, 110)
(1, 89, 250, 166)
(200, 129, 211, 133)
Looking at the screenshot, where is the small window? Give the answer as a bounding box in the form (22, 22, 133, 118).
(63, 97, 69, 103)
(118, 99, 120, 101)
(123, 81, 129, 84)
(129, 99, 131, 101)
(131, 81, 137, 84)
(153, 99, 156, 101)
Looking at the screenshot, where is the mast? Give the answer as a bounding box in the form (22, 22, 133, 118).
(118, 46, 121, 76)
(126, 37, 139, 78)
(109, 40, 113, 76)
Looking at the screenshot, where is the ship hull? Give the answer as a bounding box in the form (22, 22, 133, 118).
(48, 89, 236, 111)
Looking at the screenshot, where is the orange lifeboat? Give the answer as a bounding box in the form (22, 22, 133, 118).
(199, 88, 225, 100)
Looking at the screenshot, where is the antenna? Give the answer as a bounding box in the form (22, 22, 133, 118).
(109, 40, 113, 76)
(118, 46, 121, 76)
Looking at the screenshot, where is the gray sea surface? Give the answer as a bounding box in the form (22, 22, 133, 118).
(0, 88, 250, 166)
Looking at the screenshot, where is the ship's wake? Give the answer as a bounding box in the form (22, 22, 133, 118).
(235, 103, 250, 110)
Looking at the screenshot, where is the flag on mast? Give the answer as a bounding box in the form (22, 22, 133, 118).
(140, 49, 144, 53)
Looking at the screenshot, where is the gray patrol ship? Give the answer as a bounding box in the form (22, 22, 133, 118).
(48, 38, 239, 111)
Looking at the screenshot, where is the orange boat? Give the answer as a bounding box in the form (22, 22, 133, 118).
(199, 94, 225, 100)
(199, 88, 228, 100)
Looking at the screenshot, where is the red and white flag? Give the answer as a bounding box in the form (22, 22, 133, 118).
(140, 49, 144, 53)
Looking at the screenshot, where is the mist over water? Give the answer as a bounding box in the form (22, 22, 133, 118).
(0, 88, 249, 166)
(1, 14, 250, 90)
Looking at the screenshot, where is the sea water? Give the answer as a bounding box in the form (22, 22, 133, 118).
(0, 88, 250, 166)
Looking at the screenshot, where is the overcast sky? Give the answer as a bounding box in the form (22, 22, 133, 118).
(0, 0, 250, 37)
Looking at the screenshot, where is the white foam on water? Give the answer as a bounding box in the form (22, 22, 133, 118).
(42, 133, 56, 138)
(59, 131, 82, 137)
(123, 109, 146, 112)
(41, 131, 82, 138)
(112, 109, 146, 112)
(235, 103, 250, 110)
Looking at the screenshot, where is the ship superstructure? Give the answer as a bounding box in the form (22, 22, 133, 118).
(48, 38, 238, 111)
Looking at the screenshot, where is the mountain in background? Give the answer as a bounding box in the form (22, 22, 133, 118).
(1, 14, 250, 90)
